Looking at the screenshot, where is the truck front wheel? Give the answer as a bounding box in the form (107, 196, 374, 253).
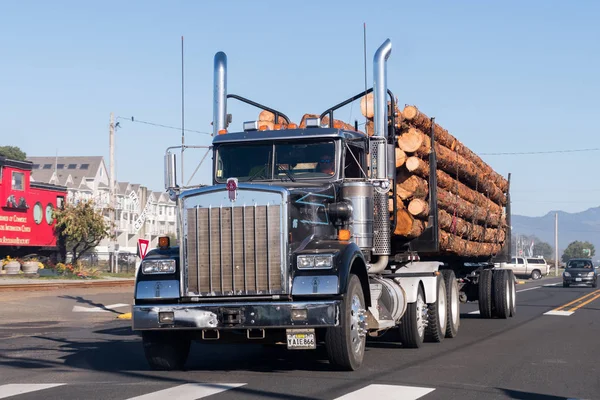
(325, 274, 366, 371)
(142, 331, 191, 371)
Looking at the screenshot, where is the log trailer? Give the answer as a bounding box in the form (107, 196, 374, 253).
(132, 39, 514, 371)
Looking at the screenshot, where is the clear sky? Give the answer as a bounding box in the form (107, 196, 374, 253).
(1, 0, 598, 217)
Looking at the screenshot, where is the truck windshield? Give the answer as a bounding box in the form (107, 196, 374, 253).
(215, 140, 336, 182)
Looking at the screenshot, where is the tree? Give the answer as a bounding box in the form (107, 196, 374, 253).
(561, 241, 596, 263)
(54, 201, 112, 264)
(0, 146, 27, 161)
(533, 241, 554, 260)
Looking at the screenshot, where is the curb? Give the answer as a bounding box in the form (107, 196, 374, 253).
(0, 279, 134, 292)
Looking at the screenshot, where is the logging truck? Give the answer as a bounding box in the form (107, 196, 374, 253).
(132, 39, 514, 371)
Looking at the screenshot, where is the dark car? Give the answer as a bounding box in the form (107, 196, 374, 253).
(563, 258, 598, 288)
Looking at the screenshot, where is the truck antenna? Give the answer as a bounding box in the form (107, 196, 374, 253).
(363, 23, 368, 130)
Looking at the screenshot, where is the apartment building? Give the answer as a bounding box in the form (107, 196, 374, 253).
(28, 156, 176, 253)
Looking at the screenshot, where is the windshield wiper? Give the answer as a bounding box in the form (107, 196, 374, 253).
(277, 165, 296, 182)
(247, 165, 268, 182)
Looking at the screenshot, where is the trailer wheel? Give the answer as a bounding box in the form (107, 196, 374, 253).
(478, 269, 493, 319)
(398, 284, 427, 348)
(492, 270, 511, 319)
(441, 270, 460, 338)
(142, 331, 191, 371)
(425, 274, 448, 343)
(507, 270, 517, 317)
(325, 274, 366, 371)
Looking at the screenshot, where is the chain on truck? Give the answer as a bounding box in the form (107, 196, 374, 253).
(132, 39, 515, 371)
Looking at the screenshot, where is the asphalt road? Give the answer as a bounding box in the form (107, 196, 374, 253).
(0, 277, 599, 400)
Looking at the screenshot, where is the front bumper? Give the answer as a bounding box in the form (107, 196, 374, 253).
(563, 276, 596, 284)
(132, 300, 340, 331)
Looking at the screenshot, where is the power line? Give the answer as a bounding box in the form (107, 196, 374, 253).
(116, 116, 212, 136)
(480, 148, 600, 156)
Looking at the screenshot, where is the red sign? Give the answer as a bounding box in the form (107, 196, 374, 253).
(138, 239, 150, 259)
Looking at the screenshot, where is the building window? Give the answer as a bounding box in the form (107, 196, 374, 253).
(80, 164, 89, 169)
(57, 164, 65, 169)
(33, 164, 40, 169)
(68, 164, 77, 169)
(12, 172, 24, 190)
(43, 164, 52, 169)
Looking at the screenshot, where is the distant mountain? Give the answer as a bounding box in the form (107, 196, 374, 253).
(512, 207, 600, 255)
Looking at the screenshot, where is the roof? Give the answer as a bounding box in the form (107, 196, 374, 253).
(212, 128, 365, 144)
(0, 156, 33, 170)
(28, 156, 104, 187)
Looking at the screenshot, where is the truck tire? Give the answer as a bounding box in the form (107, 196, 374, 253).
(441, 270, 460, 338)
(478, 269, 493, 319)
(425, 274, 448, 343)
(398, 284, 427, 348)
(142, 331, 191, 371)
(531, 270, 542, 280)
(492, 270, 511, 319)
(507, 270, 516, 317)
(325, 274, 366, 371)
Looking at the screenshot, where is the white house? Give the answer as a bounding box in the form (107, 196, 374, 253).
(28, 156, 177, 254)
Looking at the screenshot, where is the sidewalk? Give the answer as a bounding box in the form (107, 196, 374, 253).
(0, 275, 135, 291)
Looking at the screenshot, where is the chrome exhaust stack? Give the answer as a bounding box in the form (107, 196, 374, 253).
(213, 51, 228, 136)
(372, 38, 392, 181)
(370, 39, 392, 269)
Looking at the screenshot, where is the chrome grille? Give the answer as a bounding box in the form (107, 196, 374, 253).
(186, 204, 284, 296)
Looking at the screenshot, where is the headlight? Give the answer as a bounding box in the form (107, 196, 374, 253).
(563, 271, 570, 277)
(297, 254, 334, 270)
(142, 259, 176, 274)
(588, 272, 595, 277)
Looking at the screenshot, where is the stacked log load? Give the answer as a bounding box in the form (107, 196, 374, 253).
(361, 94, 509, 257)
(259, 97, 509, 258)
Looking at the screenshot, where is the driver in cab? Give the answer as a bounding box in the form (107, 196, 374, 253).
(317, 155, 334, 175)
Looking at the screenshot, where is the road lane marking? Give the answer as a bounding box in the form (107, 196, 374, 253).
(517, 286, 541, 293)
(543, 310, 574, 316)
(555, 290, 600, 311)
(569, 292, 600, 312)
(125, 383, 246, 400)
(72, 303, 130, 313)
(544, 289, 600, 316)
(333, 384, 435, 400)
(468, 310, 480, 315)
(0, 384, 65, 399)
(543, 283, 561, 287)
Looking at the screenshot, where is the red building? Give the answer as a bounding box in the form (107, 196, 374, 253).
(0, 156, 67, 259)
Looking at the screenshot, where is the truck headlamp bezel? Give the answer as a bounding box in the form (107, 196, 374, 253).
(141, 259, 176, 275)
(296, 254, 334, 270)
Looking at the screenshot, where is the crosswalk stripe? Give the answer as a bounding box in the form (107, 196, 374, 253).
(72, 303, 130, 313)
(0, 384, 65, 399)
(125, 383, 246, 400)
(333, 384, 435, 400)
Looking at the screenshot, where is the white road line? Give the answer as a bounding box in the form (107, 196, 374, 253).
(0, 384, 65, 399)
(125, 383, 246, 400)
(334, 384, 435, 400)
(544, 310, 574, 316)
(468, 310, 480, 315)
(543, 283, 561, 287)
(72, 303, 130, 313)
(517, 286, 542, 293)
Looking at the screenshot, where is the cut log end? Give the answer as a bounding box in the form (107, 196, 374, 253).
(397, 127, 424, 153)
(408, 198, 429, 218)
(402, 105, 418, 121)
(395, 148, 407, 168)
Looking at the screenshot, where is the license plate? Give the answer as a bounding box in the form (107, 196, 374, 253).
(286, 329, 316, 350)
(575, 278, 582, 282)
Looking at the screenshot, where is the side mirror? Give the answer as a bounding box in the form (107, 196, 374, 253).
(164, 152, 177, 190)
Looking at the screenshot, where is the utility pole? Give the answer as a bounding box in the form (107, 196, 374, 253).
(555, 212, 559, 276)
(109, 112, 116, 273)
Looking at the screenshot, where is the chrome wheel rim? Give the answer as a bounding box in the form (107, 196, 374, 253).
(511, 276, 516, 312)
(438, 283, 447, 331)
(450, 281, 459, 325)
(350, 294, 366, 354)
(505, 278, 510, 312)
(416, 291, 427, 338)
